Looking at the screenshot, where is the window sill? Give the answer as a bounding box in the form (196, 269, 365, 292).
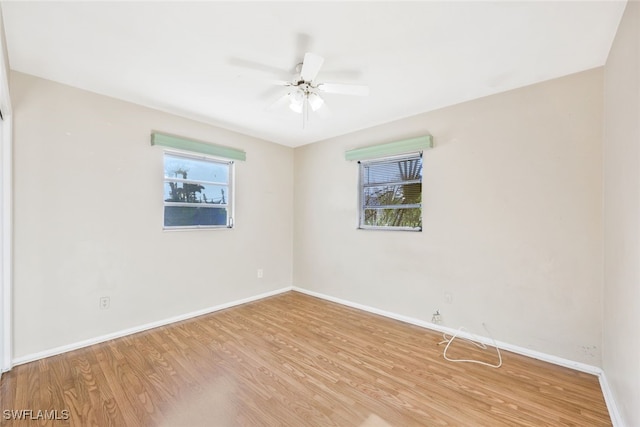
(162, 226, 233, 232)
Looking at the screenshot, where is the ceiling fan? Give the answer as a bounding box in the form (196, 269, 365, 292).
(270, 52, 369, 125)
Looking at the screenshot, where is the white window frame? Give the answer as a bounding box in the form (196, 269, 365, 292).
(163, 150, 235, 230)
(358, 152, 423, 232)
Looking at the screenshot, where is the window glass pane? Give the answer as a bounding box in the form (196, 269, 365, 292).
(164, 206, 228, 227)
(162, 151, 234, 229)
(363, 208, 422, 229)
(364, 183, 422, 207)
(164, 154, 229, 183)
(362, 157, 422, 185)
(164, 182, 229, 204)
(359, 154, 422, 230)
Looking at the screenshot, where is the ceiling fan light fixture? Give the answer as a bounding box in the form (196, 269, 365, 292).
(288, 91, 304, 113)
(289, 100, 303, 113)
(308, 92, 324, 112)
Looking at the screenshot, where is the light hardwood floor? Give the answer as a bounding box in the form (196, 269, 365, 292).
(0, 292, 611, 426)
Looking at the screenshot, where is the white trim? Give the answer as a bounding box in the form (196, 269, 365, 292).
(0, 0, 12, 374)
(1, 118, 11, 374)
(12, 286, 292, 367)
(598, 371, 625, 427)
(292, 287, 623, 425)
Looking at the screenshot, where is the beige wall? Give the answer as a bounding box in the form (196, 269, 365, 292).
(11, 71, 293, 359)
(603, 1, 640, 425)
(294, 69, 604, 365)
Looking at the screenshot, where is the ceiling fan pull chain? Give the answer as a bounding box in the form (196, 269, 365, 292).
(303, 97, 307, 129)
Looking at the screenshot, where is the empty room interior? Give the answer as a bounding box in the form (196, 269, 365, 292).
(0, 1, 638, 426)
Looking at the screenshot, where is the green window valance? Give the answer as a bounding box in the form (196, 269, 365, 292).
(345, 135, 433, 161)
(151, 132, 246, 161)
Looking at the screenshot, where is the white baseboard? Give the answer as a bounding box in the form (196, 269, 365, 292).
(598, 370, 624, 427)
(292, 287, 624, 426)
(12, 286, 293, 367)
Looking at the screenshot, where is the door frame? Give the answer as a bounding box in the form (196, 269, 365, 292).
(0, 117, 11, 374)
(0, 4, 13, 374)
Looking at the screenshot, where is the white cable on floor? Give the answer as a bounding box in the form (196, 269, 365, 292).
(437, 323, 503, 368)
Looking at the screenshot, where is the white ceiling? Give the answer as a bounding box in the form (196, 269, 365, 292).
(1, 1, 627, 147)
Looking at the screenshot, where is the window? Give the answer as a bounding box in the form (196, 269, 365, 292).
(359, 153, 422, 231)
(163, 152, 233, 229)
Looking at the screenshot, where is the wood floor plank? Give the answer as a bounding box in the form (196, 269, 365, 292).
(0, 291, 611, 426)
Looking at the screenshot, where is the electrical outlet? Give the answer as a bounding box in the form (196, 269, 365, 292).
(257, 269, 264, 279)
(444, 292, 453, 304)
(99, 296, 110, 310)
(432, 310, 442, 324)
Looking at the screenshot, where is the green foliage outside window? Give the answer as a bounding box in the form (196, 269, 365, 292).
(361, 155, 422, 230)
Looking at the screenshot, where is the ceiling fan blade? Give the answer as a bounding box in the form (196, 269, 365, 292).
(318, 83, 370, 96)
(300, 52, 324, 82)
(272, 80, 292, 86)
(294, 33, 312, 64)
(228, 57, 289, 79)
(265, 93, 291, 112)
(258, 84, 289, 101)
